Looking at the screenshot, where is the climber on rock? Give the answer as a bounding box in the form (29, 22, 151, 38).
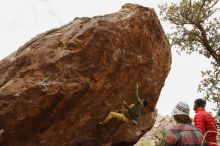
(98, 84, 149, 125)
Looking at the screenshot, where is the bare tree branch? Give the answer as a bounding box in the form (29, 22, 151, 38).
(197, 24, 220, 65)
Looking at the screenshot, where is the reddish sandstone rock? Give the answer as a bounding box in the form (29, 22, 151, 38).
(0, 3, 171, 146)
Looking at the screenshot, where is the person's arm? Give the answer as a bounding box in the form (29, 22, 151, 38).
(165, 130, 178, 146)
(206, 113, 217, 131)
(194, 114, 206, 134)
(134, 84, 142, 104)
(123, 100, 132, 113)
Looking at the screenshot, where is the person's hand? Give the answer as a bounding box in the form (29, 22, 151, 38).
(136, 84, 139, 89)
(122, 100, 127, 105)
(0, 129, 4, 136)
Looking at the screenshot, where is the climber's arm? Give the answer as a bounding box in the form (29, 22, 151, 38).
(123, 100, 132, 113)
(134, 84, 142, 104)
(123, 100, 129, 109)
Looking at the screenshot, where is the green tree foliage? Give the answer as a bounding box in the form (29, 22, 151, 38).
(155, 126, 166, 146)
(159, 0, 220, 108)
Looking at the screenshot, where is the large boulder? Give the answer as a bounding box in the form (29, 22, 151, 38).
(0, 3, 171, 146)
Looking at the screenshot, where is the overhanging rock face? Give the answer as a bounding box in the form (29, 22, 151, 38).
(0, 3, 171, 146)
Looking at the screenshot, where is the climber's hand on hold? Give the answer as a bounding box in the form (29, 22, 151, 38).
(136, 84, 139, 90)
(122, 100, 127, 105)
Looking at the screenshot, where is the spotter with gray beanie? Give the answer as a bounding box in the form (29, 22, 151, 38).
(165, 101, 207, 146)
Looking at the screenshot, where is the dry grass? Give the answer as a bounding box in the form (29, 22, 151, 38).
(134, 137, 153, 146)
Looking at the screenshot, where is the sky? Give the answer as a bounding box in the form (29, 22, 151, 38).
(0, 0, 216, 117)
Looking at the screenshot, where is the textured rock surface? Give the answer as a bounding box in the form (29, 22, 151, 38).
(0, 4, 171, 146)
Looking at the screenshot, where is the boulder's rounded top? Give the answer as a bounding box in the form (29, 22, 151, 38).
(121, 3, 153, 12)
